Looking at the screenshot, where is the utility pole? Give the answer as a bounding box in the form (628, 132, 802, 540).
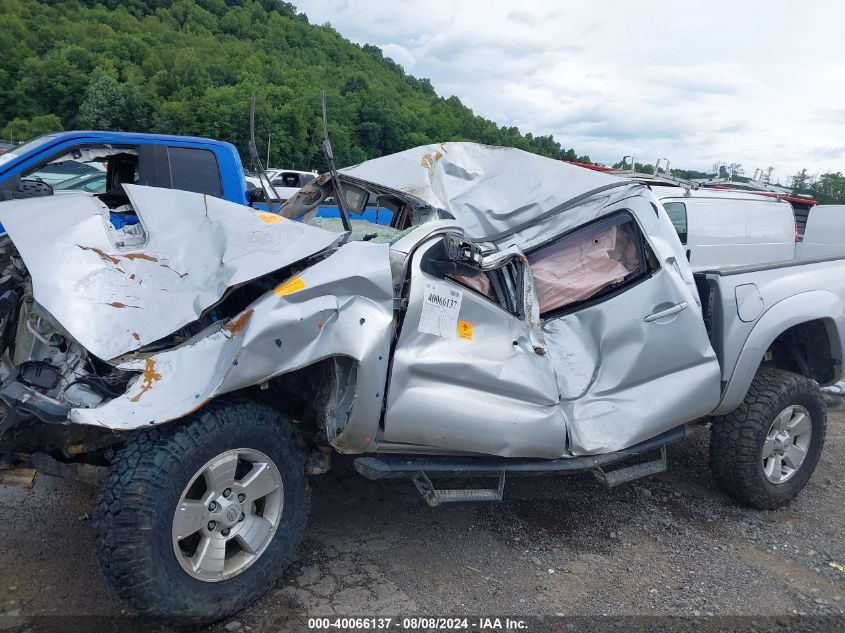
(266, 133, 271, 168)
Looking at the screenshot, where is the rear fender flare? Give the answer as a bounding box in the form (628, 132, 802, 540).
(713, 290, 844, 415)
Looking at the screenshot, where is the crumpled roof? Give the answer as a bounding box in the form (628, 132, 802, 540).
(341, 142, 627, 241)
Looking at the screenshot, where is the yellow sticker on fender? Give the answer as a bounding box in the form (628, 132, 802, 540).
(457, 320, 473, 340)
(274, 276, 305, 297)
(256, 212, 283, 225)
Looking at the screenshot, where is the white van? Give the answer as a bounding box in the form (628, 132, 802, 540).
(651, 186, 796, 271)
(796, 205, 845, 260)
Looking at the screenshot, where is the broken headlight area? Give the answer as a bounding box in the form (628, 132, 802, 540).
(130, 259, 314, 355)
(0, 240, 140, 427)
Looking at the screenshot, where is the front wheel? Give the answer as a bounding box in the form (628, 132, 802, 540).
(709, 367, 826, 510)
(95, 401, 310, 621)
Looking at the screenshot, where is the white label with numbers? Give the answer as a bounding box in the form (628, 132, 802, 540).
(418, 281, 462, 339)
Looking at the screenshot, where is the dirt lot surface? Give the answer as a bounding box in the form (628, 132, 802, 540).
(1, 404, 843, 633)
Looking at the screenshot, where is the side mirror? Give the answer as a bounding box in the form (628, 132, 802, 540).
(421, 233, 484, 278)
(247, 187, 266, 205)
(17, 179, 53, 198)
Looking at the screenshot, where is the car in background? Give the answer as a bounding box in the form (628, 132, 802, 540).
(270, 168, 317, 189)
(571, 161, 819, 271)
(26, 158, 105, 186)
(796, 205, 845, 259)
(0, 131, 251, 209)
(652, 186, 797, 270)
(245, 168, 317, 198)
(52, 171, 108, 194)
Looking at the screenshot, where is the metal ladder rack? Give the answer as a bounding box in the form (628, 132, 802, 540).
(611, 155, 700, 191)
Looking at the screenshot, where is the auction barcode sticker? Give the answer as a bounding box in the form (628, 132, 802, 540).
(418, 280, 463, 339)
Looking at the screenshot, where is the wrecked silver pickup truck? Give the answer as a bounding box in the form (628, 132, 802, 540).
(0, 143, 842, 619)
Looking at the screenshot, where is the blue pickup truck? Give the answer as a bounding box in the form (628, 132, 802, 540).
(0, 130, 392, 226)
(0, 131, 251, 210)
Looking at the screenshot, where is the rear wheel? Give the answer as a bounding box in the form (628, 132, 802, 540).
(95, 401, 310, 621)
(709, 367, 826, 509)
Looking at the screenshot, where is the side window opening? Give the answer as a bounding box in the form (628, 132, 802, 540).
(23, 145, 138, 191)
(16, 145, 139, 208)
(528, 212, 653, 318)
(272, 172, 303, 188)
(663, 201, 688, 244)
(449, 271, 493, 298)
(105, 154, 140, 192)
(448, 259, 523, 317)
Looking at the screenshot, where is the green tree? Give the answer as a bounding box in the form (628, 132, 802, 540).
(0, 0, 703, 181)
(1, 117, 32, 144)
(76, 71, 151, 131)
(791, 169, 811, 193)
(1, 114, 63, 143)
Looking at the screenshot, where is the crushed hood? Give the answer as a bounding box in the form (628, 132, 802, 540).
(340, 142, 627, 241)
(0, 185, 339, 360)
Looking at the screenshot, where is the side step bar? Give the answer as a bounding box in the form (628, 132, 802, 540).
(593, 446, 667, 487)
(355, 425, 686, 480)
(413, 472, 505, 507)
(354, 425, 686, 506)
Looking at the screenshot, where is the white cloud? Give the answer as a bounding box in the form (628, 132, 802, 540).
(379, 43, 416, 68)
(297, 0, 845, 178)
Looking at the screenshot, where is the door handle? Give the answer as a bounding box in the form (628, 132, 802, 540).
(644, 301, 688, 322)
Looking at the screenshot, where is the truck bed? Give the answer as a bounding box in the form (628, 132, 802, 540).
(695, 254, 845, 414)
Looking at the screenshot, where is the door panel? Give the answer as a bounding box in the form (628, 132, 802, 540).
(543, 268, 720, 454)
(384, 239, 567, 458)
(536, 208, 722, 455)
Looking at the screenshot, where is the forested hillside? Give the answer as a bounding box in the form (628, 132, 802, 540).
(2, 0, 842, 202)
(0, 0, 590, 170)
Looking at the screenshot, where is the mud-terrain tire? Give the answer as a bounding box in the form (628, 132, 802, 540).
(710, 367, 826, 510)
(95, 400, 310, 621)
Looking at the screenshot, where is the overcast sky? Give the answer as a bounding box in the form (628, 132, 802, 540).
(295, 0, 845, 182)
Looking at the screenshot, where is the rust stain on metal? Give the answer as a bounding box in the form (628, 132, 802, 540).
(77, 245, 120, 265)
(107, 301, 140, 309)
(420, 153, 434, 176)
(222, 309, 254, 337)
(130, 358, 162, 402)
(131, 332, 141, 341)
(129, 274, 136, 280)
(124, 253, 159, 262)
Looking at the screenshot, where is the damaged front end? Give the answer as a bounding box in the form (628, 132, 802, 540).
(0, 184, 352, 480)
(0, 236, 136, 483)
(0, 241, 123, 426)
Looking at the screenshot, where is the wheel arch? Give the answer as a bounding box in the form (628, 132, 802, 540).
(714, 291, 845, 415)
(247, 355, 361, 452)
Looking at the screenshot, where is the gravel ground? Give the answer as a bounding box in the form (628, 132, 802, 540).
(0, 403, 843, 633)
